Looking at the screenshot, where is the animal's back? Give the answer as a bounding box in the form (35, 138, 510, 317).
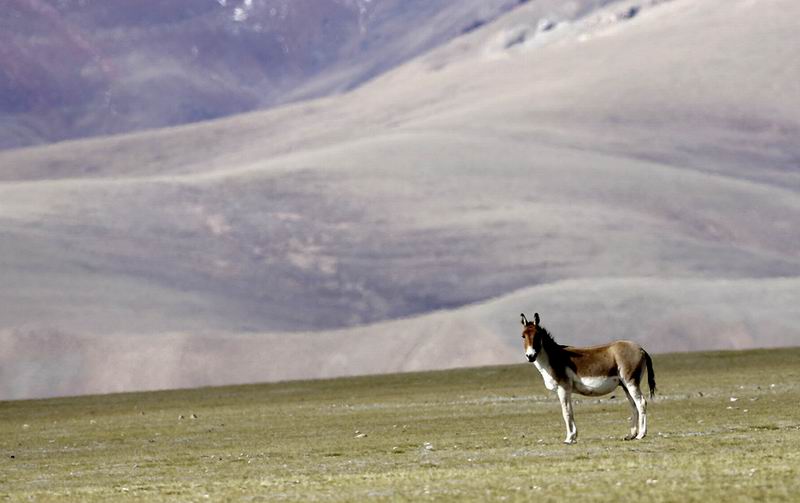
(566, 340, 647, 383)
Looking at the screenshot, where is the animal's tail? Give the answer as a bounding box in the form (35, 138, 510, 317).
(643, 350, 656, 399)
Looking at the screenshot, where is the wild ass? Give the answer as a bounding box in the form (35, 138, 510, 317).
(520, 313, 656, 444)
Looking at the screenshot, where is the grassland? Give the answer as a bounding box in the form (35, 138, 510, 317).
(1, 348, 799, 501)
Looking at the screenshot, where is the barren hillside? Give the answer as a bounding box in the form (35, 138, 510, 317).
(0, 0, 535, 149)
(1, 0, 798, 399)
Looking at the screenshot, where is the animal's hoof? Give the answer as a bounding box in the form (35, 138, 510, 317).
(563, 439, 577, 445)
(623, 435, 636, 441)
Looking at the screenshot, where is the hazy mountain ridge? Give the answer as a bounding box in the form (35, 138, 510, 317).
(1, 0, 798, 399)
(3, 277, 799, 399)
(1, 0, 536, 149)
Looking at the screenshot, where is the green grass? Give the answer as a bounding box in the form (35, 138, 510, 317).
(2, 348, 799, 501)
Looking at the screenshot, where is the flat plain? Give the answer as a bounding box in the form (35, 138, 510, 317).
(1, 347, 799, 501)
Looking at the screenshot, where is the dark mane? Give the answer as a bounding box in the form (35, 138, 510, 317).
(533, 325, 569, 351)
(537, 325, 558, 347)
(538, 324, 577, 379)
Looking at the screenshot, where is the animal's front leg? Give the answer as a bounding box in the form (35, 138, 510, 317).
(557, 386, 577, 444)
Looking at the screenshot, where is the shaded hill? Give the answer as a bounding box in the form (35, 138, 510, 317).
(0, 0, 535, 149)
(1, 0, 798, 399)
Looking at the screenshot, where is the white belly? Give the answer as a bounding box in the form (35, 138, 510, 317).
(572, 374, 620, 396)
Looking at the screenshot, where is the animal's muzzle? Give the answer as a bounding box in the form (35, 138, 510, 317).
(526, 353, 536, 363)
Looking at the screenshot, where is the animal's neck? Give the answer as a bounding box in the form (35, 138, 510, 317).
(535, 348, 552, 370)
(538, 330, 572, 381)
(540, 331, 562, 355)
(533, 350, 557, 390)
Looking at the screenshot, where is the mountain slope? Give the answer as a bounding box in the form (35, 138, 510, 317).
(1, 0, 798, 399)
(0, 0, 541, 149)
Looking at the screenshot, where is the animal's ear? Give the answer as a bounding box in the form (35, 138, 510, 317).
(533, 313, 540, 326)
(520, 313, 528, 326)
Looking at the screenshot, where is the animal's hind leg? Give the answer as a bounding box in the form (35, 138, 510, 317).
(623, 380, 648, 440)
(635, 391, 647, 439)
(622, 386, 639, 441)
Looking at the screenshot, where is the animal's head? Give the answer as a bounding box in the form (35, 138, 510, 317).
(520, 312, 542, 363)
